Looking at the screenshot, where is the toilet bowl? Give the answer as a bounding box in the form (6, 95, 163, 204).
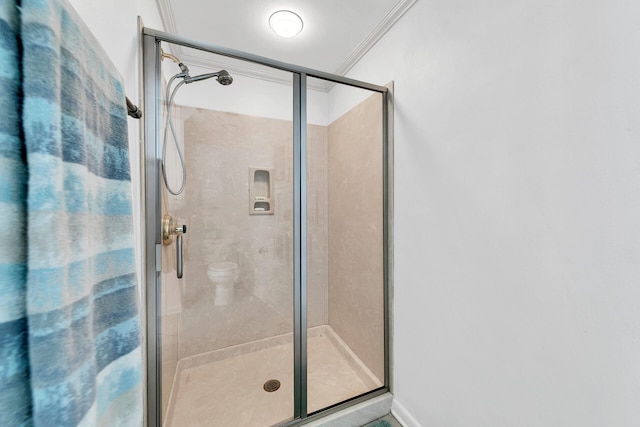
(207, 261, 239, 306)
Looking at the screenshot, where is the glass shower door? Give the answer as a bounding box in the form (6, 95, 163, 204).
(306, 78, 386, 413)
(156, 44, 296, 427)
(144, 29, 391, 427)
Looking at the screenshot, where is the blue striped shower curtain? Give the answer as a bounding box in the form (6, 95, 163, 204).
(0, 0, 142, 425)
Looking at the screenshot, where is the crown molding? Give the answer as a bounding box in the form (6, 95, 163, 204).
(334, 0, 418, 77)
(156, 0, 177, 34)
(155, 0, 418, 93)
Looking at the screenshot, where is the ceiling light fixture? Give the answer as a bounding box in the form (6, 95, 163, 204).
(269, 10, 303, 38)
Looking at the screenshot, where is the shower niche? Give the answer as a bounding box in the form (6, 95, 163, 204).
(249, 167, 274, 215)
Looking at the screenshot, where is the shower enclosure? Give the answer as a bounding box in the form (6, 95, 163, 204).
(142, 27, 393, 427)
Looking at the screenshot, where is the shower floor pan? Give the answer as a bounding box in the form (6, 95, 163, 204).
(163, 325, 382, 427)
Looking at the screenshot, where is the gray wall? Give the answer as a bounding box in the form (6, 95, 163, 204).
(341, 0, 640, 425)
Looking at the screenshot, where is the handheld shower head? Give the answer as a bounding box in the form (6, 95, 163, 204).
(183, 69, 233, 85)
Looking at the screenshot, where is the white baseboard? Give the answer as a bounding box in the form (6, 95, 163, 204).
(391, 398, 423, 427)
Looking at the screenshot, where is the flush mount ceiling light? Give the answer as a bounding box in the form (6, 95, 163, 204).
(269, 10, 303, 38)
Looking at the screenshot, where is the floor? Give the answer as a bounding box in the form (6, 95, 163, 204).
(163, 326, 382, 427)
(362, 414, 404, 427)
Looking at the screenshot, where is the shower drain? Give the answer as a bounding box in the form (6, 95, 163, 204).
(263, 379, 281, 392)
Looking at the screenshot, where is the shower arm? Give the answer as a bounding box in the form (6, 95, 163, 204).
(161, 49, 181, 64)
(162, 49, 190, 77)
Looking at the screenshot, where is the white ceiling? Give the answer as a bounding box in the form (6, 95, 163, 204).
(157, 0, 417, 91)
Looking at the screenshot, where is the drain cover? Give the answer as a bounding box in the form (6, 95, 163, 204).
(263, 379, 281, 392)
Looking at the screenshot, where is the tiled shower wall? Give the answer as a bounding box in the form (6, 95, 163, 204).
(172, 106, 329, 357)
(159, 92, 384, 413)
(327, 93, 385, 382)
(160, 106, 329, 414)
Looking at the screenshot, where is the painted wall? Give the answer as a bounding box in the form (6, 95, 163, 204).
(344, 0, 640, 426)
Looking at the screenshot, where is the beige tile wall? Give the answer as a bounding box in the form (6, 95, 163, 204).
(165, 106, 329, 360)
(160, 91, 385, 415)
(327, 93, 385, 382)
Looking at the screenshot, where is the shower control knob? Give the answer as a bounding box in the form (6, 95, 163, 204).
(162, 214, 187, 244)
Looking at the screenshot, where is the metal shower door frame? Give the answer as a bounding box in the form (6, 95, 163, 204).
(141, 27, 392, 427)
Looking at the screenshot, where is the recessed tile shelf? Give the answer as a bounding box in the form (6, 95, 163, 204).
(249, 167, 274, 215)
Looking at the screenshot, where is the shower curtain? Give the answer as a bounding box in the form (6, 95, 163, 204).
(0, 0, 142, 426)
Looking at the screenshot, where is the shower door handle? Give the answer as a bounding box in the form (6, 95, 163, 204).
(174, 224, 186, 279)
(162, 214, 187, 279)
(176, 233, 183, 279)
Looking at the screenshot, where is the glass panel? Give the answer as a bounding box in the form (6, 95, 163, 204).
(306, 77, 385, 413)
(158, 44, 295, 426)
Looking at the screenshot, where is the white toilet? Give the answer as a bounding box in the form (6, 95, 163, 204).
(207, 261, 239, 306)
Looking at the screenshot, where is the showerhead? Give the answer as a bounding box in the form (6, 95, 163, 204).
(183, 69, 233, 85)
(217, 70, 233, 86)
